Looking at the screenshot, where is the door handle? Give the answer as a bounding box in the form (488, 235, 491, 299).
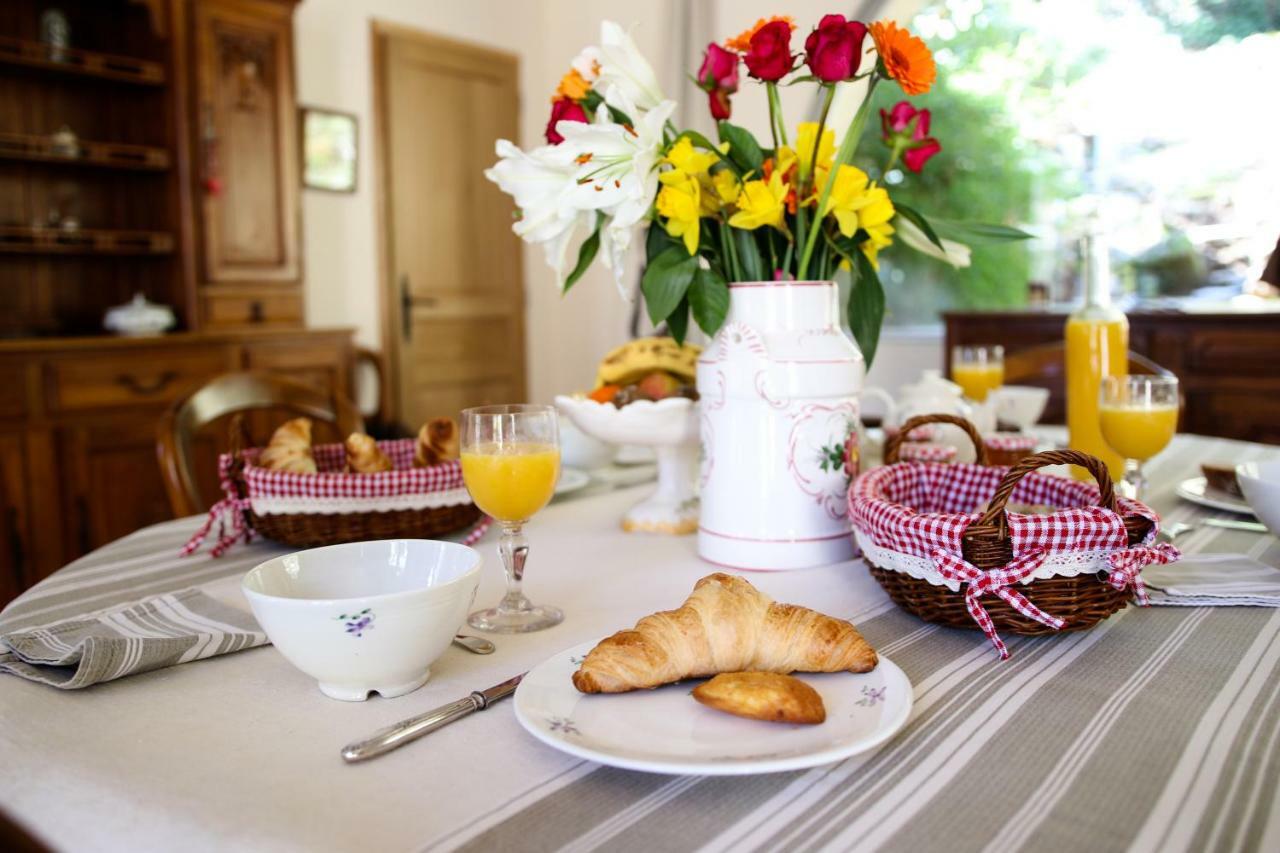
(399, 275, 438, 341)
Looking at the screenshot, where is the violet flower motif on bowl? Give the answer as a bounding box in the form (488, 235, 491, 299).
(336, 608, 375, 638)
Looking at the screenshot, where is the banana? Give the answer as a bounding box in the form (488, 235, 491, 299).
(594, 337, 702, 389)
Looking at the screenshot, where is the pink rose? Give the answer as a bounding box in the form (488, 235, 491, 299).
(697, 43, 739, 120)
(880, 101, 942, 173)
(545, 97, 588, 145)
(744, 19, 796, 82)
(804, 14, 868, 83)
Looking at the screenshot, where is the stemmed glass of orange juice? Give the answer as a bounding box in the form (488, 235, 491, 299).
(461, 404, 564, 633)
(951, 345, 1004, 403)
(1098, 375, 1180, 501)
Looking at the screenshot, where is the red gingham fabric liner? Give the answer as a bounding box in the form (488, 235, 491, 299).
(898, 443, 957, 463)
(932, 547, 1063, 659)
(984, 433, 1037, 452)
(848, 462, 1159, 560)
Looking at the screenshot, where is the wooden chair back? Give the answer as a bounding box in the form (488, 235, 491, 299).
(157, 371, 364, 517)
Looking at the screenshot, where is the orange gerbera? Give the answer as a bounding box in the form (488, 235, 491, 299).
(724, 15, 795, 53)
(869, 21, 936, 96)
(554, 68, 591, 102)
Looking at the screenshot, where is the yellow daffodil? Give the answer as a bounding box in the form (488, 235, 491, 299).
(795, 122, 835, 177)
(656, 170, 702, 254)
(664, 137, 719, 176)
(728, 171, 789, 233)
(822, 165, 895, 268)
(711, 169, 741, 206)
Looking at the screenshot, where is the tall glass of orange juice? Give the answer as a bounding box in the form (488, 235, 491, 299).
(951, 345, 1004, 402)
(461, 404, 563, 633)
(1099, 375, 1179, 500)
(1066, 228, 1128, 480)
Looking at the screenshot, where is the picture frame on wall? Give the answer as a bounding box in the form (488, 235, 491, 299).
(301, 106, 358, 193)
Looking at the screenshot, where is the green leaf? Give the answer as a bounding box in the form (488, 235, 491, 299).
(893, 203, 945, 252)
(640, 248, 698, 326)
(666, 296, 690, 345)
(675, 130, 742, 177)
(733, 228, 764, 281)
(645, 220, 679, 266)
(928, 218, 1035, 244)
(784, 74, 819, 86)
(849, 250, 886, 368)
(563, 218, 602, 291)
(717, 121, 764, 173)
(689, 267, 729, 336)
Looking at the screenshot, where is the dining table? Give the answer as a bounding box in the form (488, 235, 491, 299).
(1, 430, 1279, 853)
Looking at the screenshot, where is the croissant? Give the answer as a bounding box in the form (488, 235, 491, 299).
(414, 417, 460, 467)
(344, 433, 393, 473)
(572, 573, 878, 694)
(258, 417, 316, 474)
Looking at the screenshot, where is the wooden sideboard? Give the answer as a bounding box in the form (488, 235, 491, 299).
(944, 310, 1280, 444)
(0, 327, 354, 603)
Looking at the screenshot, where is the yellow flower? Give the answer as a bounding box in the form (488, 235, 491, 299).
(794, 122, 835, 178)
(656, 170, 702, 254)
(554, 68, 591, 102)
(711, 169, 740, 206)
(822, 165, 896, 268)
(728, 171, 789, 232)
(664, 137, 719, 176)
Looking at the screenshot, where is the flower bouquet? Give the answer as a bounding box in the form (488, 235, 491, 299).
(485, 14, 1030, 365)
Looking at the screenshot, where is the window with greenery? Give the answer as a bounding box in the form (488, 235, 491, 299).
(861, 0, 1280, 327)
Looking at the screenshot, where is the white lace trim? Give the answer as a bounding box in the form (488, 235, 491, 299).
(855, 529, 1115, 592)
(251, 487, 474, 516)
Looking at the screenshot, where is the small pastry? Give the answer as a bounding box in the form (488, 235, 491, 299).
(344, 433, 393, 473)
(414, 417, 460, 467)
(1201, 463, 1243, 498)
(258, 418, 316, 474)
(693, 672, 826, 725)
(571, 573, 878, 694)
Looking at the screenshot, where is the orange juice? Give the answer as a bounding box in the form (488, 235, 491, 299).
(952, 363, 1004, 402)
(1099, 404, 1177, 461)
(461, 442, 560, 522)
(1065, 315, 1128, 480)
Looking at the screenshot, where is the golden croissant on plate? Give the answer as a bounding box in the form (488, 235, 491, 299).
(415, 417, 460, 467)
(572, 573, 878, 694)
(258, 417, 316, 474)
(344, 433, 393, 473)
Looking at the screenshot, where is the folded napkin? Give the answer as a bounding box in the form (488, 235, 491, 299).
(0, 587, 266, 689)
(1143, 553, 1280, 607)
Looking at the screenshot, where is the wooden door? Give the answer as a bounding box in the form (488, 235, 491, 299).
(374, 24, 526, 429)
(0, 430, 31, 603)
(192, 0, 300, 285)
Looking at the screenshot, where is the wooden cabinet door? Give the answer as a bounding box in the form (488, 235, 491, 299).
(58, 417, 175, 558)
(193, 0, 300, 284)
(0, 430, 32, 604)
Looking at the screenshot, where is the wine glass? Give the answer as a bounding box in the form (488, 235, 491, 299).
(951, 345, 1004, 403)
(460, 404, 564, 633)
(1098, 375, 1180, 501)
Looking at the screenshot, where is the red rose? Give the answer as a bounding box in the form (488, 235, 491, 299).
(697, 43, 739, 120)
(879, 100, 941, 173)
(744, 19, 795, 82)
(804, 14, 867, 83)
(545, 97, 588, 145)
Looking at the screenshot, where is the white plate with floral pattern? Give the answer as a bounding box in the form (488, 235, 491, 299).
(513, 640, 913, 776)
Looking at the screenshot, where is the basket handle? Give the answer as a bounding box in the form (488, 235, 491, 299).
(884, 413, 988, 466)
(976, 449, 1118, 534)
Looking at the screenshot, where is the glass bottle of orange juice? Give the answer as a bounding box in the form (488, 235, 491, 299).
(1065, 228, 1128, 480)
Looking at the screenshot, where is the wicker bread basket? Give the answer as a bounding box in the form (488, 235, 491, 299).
(852, 413, 1176, 657)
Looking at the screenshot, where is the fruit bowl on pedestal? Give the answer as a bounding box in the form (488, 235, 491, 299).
(554, 395, 698, 535)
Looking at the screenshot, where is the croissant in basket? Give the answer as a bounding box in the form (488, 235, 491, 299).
(572, 573, 878, 693)
(415, 417, 460, 467)
(344, 433, 393, 474)
(258, 418, 316, 474)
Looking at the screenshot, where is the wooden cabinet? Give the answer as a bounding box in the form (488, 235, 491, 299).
(0, 327, 354, 602)
(944, 310, 1280, 443)
(190, 0, 302, 330)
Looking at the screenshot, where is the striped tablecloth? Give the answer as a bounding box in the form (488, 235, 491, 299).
(1, 433, 1278, 853)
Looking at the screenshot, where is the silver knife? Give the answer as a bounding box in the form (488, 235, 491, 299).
(1204, 517, 1268, 533)
(341, 674, 523, 763)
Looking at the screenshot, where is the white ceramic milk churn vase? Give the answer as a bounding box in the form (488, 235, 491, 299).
(696, 280, 864, 570)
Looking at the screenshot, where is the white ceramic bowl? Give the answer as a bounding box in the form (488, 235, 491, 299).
(993, 385, 1050, 429)
(1237, 460, 1280, 535)
(242, 539, 481, 701)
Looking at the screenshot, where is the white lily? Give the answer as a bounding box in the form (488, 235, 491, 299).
(594, 21, 667, 115)
(897, 216, 972, 268)
(484, 140, 593, 290)
(557, 99, 676, 298)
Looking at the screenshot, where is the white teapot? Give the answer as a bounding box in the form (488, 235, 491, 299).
(862, 370, 995, 461)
